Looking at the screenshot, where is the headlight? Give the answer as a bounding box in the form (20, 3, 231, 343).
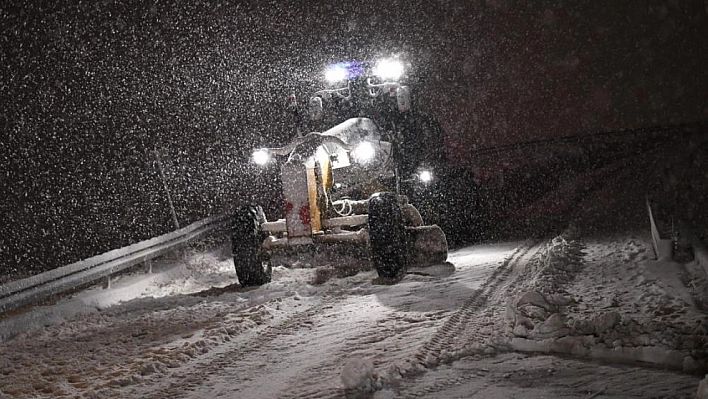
(419, 169, 433, 183)
(252, 149, 271, 166)
(373, 59, 404, 80)
(351, 142, 376, 164)
(325, 65, 347, 83)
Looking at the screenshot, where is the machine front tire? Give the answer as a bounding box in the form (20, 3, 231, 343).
(368, 192, 408, 279)
(231, 205, 272, 287)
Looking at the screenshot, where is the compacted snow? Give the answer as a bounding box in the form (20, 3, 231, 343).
(0, 233, 705, 398)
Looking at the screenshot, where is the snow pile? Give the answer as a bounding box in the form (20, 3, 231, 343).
(0, 247, 241, 343)
(341, 357, 376, 390)
(504, 236, 583, 342)
(503, 234, 708, 373)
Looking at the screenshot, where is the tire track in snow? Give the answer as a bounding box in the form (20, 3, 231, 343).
(393, 373, 483, 399)
(139, 243, 527, 399)
(137, 295, 347, 399)
(275, 255, 516, 399)
(411, 240, 543, 369)
(273, 288, 459, 399)
(220, 285, 430, 399)
(273, 301, 409, 399)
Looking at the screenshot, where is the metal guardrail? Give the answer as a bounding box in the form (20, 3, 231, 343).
(0, 214, 230, 314)
(473, 121, 708, 156)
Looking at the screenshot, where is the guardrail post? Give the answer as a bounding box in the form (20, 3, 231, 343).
(154, 149, 180, 231)
(646, 197, 674, 261)
(146, 259, 153, 274)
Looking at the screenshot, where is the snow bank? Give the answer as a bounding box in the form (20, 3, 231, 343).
(502, 234, 708, 373)
(0, 248, 241, 343)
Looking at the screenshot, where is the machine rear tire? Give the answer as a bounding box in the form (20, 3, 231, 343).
(368, 192, 407, 279)
(231, 205, 272, 287)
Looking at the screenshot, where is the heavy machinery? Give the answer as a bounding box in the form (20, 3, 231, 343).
(231, 58, 449, 286)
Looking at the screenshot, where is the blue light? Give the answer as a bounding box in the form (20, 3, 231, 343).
(325, 61, 364, 82)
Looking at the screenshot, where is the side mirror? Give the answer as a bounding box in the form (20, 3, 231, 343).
(396, 86, 411, 112)
(309, 96, 323, 121)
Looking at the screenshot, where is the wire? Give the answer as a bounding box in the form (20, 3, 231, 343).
(331, 197, 353, 217)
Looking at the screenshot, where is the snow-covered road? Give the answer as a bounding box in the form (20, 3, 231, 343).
(0, 238, 704, 398)
(159, 242, 522, 399)
(0, 242, 519, 398)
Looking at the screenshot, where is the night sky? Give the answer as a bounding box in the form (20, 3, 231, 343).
(1, 0, 707, 276)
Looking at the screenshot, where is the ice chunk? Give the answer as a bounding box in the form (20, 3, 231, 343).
(341, 357, 374, 389)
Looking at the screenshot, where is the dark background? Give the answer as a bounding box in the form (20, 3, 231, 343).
(2, 0, 707, 279)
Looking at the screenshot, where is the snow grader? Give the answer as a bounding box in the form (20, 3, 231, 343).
(231, 58, 448, 286)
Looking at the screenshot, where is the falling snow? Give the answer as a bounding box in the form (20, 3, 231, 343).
(1, 1, 707, 397)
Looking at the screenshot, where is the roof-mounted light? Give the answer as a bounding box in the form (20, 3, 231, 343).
(252, 149, 271, 166)
(373, 59, 404, 80)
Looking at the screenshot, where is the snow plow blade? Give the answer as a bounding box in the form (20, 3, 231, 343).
(260, 224, 448, 271)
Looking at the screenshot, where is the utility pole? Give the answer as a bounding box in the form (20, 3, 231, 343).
(154, 149, 180, 230)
